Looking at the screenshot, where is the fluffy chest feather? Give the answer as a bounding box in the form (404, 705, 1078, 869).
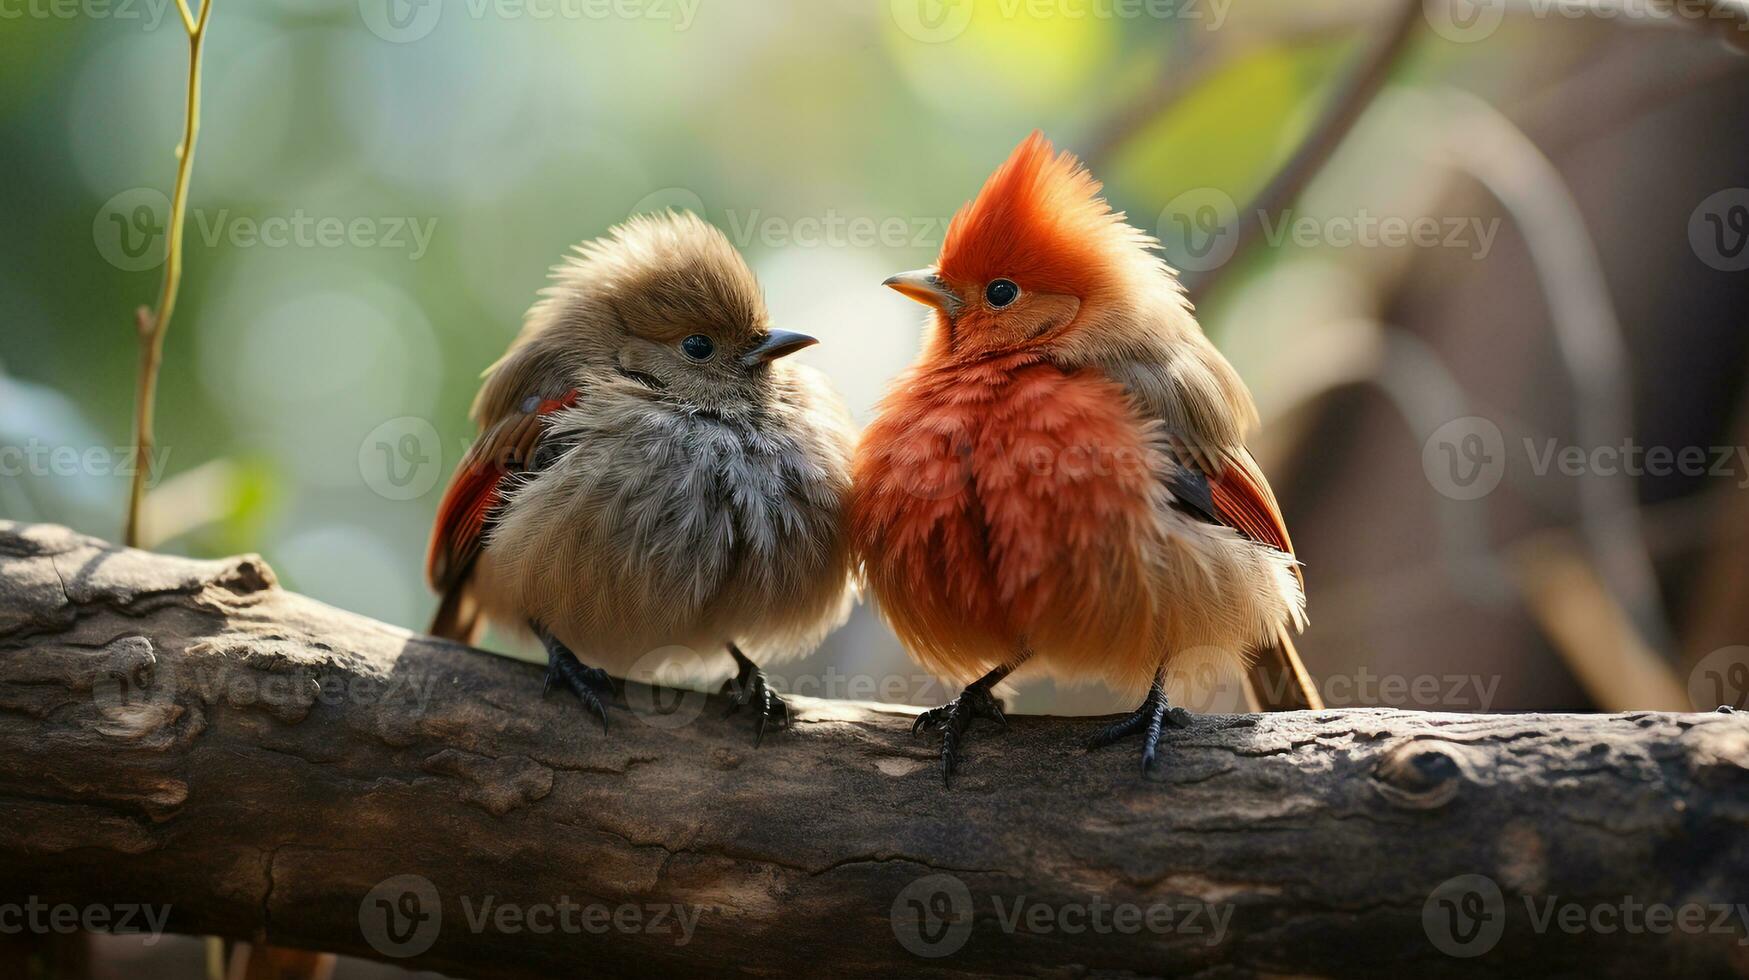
(852, 353, 1162, 652)
(534, 400, 842, 593)
(477, 386, 853, 664)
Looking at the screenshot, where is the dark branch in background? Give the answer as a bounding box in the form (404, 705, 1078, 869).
(1081, 29, 1224, 170)
(1082, 11, 1372, 170)
(1, 520, 1746, 979)
(124, 0, 214, 549)
(1184, 0, 1422, 304)
(1089, 0, 1746, 307)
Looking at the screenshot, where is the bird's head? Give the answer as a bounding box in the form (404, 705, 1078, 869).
(535, 210, 815, 414)
(885, 131, 1165, 358)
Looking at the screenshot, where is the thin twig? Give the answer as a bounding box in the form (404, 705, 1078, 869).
(1185, 0, 1423, 303)
(124, 0, 214, 548)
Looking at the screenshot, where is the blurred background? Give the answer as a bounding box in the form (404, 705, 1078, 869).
(5, 0, 1749, 806)
(5, 0, 1749, 975)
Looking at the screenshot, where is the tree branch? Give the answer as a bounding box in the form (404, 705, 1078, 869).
(1, 520, 1746, 978)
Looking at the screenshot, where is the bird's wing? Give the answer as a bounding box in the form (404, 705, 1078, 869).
(1099, 353, 1322, 711)
(424, 387, 580, 593)
(1102, 352, 1292, 558)
(1163, 439, 1322, 711)
(1165, 443, 1297, 571)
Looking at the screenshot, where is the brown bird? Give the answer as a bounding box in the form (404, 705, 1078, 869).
(851, 133, 1320, 782)
(425, 211, 855, 741)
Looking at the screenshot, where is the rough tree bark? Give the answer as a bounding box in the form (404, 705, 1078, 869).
(0, 521, 1746, 978)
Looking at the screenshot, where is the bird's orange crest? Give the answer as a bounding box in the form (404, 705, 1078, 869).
(937, 131, 1131, 298)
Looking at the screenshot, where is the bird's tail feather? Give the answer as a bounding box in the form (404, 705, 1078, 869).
(428, 585, 484, 645)
(1244, 627, 1322, 711)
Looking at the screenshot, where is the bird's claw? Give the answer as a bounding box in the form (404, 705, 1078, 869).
(913, 685, 1007, 786)
(1086, 684, 1192, 772)
(538, 634, 614, 735)
(720, 659, 790, 747)
(547, 659, 613, 734)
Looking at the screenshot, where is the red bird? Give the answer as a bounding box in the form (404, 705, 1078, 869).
(851, 133, 1320, 782)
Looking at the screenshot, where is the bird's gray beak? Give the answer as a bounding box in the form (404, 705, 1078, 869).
(742, 329, 818, 366)
(883, 268, 958, 313)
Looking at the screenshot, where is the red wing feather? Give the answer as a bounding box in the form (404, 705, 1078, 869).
(1210, 448, 1318, 707)
(424, 389, 578, 591)
(426, 460, 504, 591)
(1208, 448, 1295, 558)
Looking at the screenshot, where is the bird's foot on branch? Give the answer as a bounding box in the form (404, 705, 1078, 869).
(721, 644, 789, 747)
(913, 684, 1007, 787)
(1087, 677, 1190, 773)
(536, 627, 613, 734)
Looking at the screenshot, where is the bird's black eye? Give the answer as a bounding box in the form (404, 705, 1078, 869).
(680, 334, 715, 361)
(985, 278, 1020, 308)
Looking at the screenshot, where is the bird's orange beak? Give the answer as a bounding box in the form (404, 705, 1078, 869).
(883, 268, 959, 313)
